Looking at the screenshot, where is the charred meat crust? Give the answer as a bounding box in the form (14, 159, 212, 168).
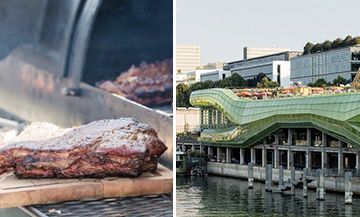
(0, 118, 167, 178)
(97, 59, 173, 106)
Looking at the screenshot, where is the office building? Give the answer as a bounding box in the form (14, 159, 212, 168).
(225, 51, 301, 87)
(176, 45, 201, 73)
(291, 45, 360, 86)
(244, 46, 290, 60)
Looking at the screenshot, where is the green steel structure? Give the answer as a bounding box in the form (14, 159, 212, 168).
(190, 88, 360, 148)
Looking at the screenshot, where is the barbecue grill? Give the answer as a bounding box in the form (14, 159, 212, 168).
(0, 0, 173, 216)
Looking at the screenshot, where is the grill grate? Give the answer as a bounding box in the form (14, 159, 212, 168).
(33, 194, 173, 217)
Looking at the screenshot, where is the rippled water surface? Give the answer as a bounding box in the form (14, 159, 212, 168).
(176, 175, 360, 216)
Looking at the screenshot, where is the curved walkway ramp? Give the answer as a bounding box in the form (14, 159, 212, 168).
(190, 88, 360, 148)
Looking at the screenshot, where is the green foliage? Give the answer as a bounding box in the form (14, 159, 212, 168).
(353, 38, 360, 45)
(247, 73, 267, 87)
(303, 42, 314, 55)
(308, 78, 331, 87)
(190, 150, 207, 158)
(310, 43, 322, 53)
(342, 35, 353, 47)
(303, 35, 360, 55)
(307, 82, 314, 87)
(256, 77, 278, 88)
(176, 83, 191, 107)
(331, 38, 343, 49)
(332, 76, 347, 86)
(322, 40, 332, 51)
(176, 73, 273, 108)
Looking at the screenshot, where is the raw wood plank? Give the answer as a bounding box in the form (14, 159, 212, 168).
(0, 165, 172, 208)
(0, 175, 35, 189)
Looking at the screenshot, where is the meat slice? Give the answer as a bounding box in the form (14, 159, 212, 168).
(0, 118, 167, 178)
(97, 59, 173, 106)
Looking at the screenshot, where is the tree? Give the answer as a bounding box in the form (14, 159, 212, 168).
(312, 78, 331, 87)
(247, 73, 267, 87)
(322, 40, 332, 51)
(230, 73, 247, 87)
(331, 38, 343, 49)
(352, 37, 360, 45)
(342, 35, 353, 47)
(303, 42, 314, 55)
(307, 82, 315, 87)
(310, 43, 322, 53)
(256, 77, 278, 88)
(332, 76, 347, 86)
(176, 83, 191, 107)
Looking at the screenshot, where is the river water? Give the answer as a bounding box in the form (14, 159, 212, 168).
(177, 175, 360, 216)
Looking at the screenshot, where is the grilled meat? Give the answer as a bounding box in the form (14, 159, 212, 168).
(0, 118, 167, 178)
(97, 59, 173, 106)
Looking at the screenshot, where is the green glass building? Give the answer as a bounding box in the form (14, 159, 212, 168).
(190, 88, 360, 174)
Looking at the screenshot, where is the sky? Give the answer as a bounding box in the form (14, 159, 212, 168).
(177, 0, 360, 63)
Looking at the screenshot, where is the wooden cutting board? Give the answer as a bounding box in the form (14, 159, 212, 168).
(0, 165, 172, 208)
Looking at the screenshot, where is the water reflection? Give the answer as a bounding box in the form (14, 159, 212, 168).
(176, 175, 359, 216)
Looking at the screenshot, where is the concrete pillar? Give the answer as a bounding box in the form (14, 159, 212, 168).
(345, 171, 353, 204)
(303, 168, 308, 198)
(322, 132, 327, 147)
(265, 164, 273, 191)
(248, 162, 254, 188)
(306, 148, 311, 169)
(240, 149, 245, 165)
(288, 129, 293, 146)
(307, 128, 311, 146)
(226, 147, 231, 163)
(182, 142, 185, 152)
(275, 133, 279, 146)
(199, 143, 203, 154)
(356, 150, 360, 176)
(251, 148, 256, 164)
(316, 169, 325, 200)
(262, 146, 267, 167)
(207, 146, 211, 156)
(338, 149, 344, 176)
(290, 166, 295, 195)
(287, 147, 293, 170)
(321, 149, 327, 169)
(217, 147, 221, 162)
(274, 146, 279, 168)
(279, 165, 284, 186)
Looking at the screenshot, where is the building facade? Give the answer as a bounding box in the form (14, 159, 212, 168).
(176, 45, 201, 73)
(244, 46, 290, 60)
(185, 70, 218, 84)
(201, 61, 226, 70)
(291, 45, 360, 86)
(200, 70, 231, 82)
(225, 51, 301, 87)
(176, 107, 200, 133)
(189, 88, 360, 176)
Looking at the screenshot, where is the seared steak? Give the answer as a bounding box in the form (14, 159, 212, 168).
(97, 59, 173, 106)
(0, 118, 167, 178)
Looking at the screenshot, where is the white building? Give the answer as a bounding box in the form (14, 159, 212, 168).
(225, 51, 301, 87)
(176, 45, 201, 73)
(176, 107, 200, 133)
(200, 70, 231, 82)
(176, 73, 187, 85)
(185, 70, 218, 84)
(244, 46, 290, 60)
(201, 61, 226, 70)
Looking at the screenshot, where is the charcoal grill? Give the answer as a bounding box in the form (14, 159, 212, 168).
(0, 0, 173, 216)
